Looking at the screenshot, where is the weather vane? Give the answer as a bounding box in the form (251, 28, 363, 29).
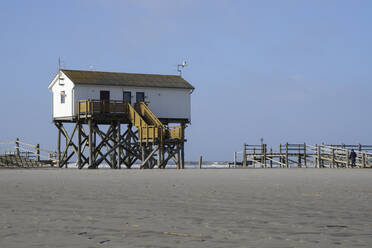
(177, 61, 188, 76)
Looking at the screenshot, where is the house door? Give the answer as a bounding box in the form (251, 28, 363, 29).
(136, 92, 145, 103)
(100, 90, 110, 112)
(123, 91, 131, 104)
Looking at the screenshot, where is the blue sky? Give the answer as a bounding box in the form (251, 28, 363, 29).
(1, 0, 371, 161)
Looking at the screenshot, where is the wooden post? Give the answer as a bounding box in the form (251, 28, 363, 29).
(199, 156, 202, 169)
(243, 144, 247, 167)
(362, 152, 366, 168)
(263, 144, 267, 168)
(141, 145, 146, 169)
(270, 147, 273, 168)
(88, 119, 94, 168)
(233, 152, 237, 168)
(304, 143, 307, 168)
(157, 145, 162, 168)
(15, 138, 20, 156)
(77, 123, 81, 168)
(331, 147, 335, 168)
(181, 142, 185, 169)
(317, 145, 321, 168)
(285, 142, 289, 168)
(279, 144, 282, 168)
(36, 144, 40, 162)
(176, 145, 181, 170)
(117, 121, 121, 169)
(298, 144, 301, 168)
(252, 147, 256, 168)
(57, 127, 61, 167)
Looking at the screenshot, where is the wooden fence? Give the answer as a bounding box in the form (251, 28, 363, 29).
(232, 143, 372, 168)
(0, 138, 57, 164)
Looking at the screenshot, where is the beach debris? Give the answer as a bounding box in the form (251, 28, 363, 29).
(163, 232, 202, 238)
(326, 225, 348, 228)
(99, 240, 110, 244)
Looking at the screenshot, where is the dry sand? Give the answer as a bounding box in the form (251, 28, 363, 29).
(0, 168, 371, 248)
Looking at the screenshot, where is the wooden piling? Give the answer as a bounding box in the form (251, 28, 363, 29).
(88, 119, 94, 168)
(233, 152, 237, 168)
(279, 144, 282, 168)
(181, 142, 185, 169)
(36, 144, 40, 162)
(317, 145, 321, 168)
(243, 144, 247, 167)
(199, 156, 202, 169)
(263, 144, 267, 168)
(15, 138, 20, 156)
(331, 147, 335, 168)
(285, 143, 289, 168)
(252, 147, 256, 168)
(77, 122, 81, 168)
(298, 144, 301, 168)
(303, 143, 307, 168)
(117, 121, 121, 169)
(270, 147, 273, 168)
(57, 127, 61, 167)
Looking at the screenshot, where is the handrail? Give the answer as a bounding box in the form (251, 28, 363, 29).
(134, 102, 164, 128)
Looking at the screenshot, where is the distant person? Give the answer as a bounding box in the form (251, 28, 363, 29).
(349, 149, 357, 168)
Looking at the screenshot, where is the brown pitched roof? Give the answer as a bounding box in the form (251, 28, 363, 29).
(61, 69, 194, 89)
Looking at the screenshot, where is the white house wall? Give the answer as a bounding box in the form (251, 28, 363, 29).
(51, 72, 74, 119)
(73, 85, 191, 121)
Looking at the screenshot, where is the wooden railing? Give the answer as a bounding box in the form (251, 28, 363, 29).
(78, 100, 185, 143)
(234, 143, 372, 168)
(78, 100, 128, 119)
(0, 138, 57, 164)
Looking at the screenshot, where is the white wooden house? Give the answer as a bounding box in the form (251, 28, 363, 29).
(48, 69, 194, 123)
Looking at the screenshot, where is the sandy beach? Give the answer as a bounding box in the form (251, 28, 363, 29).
(0, 168, 371, 247)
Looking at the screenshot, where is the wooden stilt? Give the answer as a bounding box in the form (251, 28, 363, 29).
(77, 122, 82, 168)
(88, 119, 94, 168)
(117, 122, 121, 169)
(181, 142, 185, 169)
(57, 125, 61, 167)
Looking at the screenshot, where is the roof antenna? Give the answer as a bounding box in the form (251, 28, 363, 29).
(177, 60, 187, 76)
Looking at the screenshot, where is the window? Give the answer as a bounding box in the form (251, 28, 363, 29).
(60, 91, 65, 104)
(123, 91, 131, 104)
(58, 77, 65, 85)
(100, 90, 110, 101)
(136, 92, 145, 103)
